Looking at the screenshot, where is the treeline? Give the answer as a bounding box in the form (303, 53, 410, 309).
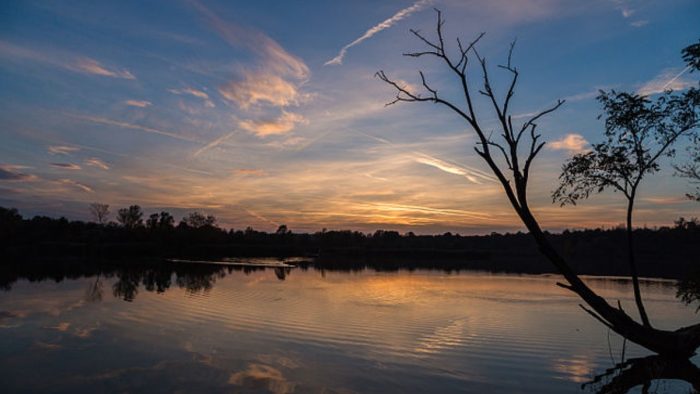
(1, 206, 699, 278)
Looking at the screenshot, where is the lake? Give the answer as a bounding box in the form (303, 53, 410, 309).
(0, 260, 697, 393)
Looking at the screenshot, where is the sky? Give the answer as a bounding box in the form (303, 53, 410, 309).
(0, 0, 698, 234)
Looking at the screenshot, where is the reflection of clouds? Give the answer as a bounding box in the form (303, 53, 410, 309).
(228, 363, 296, 394)
(0, 310, 27, 328)
(74, 323, 100, 338)
(414, 319, 471, 355)
(553, 355, 594, 383)
(256, 354, 301, 370)
(48, 321, 71, 332)
(33, 340, 62, 350)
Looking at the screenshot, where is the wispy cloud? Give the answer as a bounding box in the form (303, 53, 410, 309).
(48, 145, 80, 155)
(415, 155, 495, 184)
(219, 72, 310, 109)
(58, 178, 93, 193)
(239, 112, 308, 137)
(190, 1, 311, 136)
(50, 162, 82, 170)
(169, 88, 215, 108)
(124, 100, 152, 108)
(0, 164, 37, 181)
(325, 0, 430, 66)
(192, 131, 237, 157)
(548, 133, 588, 153)
(235, 168, 266, 176)
(637, 67, 695, 96)
(0, 41, 135, 81)
(72, 114, 198, 143)
(73, 58, 135, 79)
(84, 158, 110, 170)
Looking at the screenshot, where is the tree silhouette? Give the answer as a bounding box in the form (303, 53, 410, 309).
(88, 202, 110, 225)
(147, 211, 175, 230)
(181, 211, 217, 228)
(674, 39, 700, 201)
(553, 89, 700, 327)
(377, 9, 700, 357)
(116, 205, 144, 229)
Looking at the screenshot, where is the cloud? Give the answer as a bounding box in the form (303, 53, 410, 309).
(58, 179, 93, 193)
(125, 100, 151, 108)
(84, 158, 110, 170)
(191, 1, 309, 80)
(239, 111, 308, 137)
(73, 114, 198, 143)
(0, 164, 36, 181)
(50, 162, 82, 170)
(637, 67, 695, 96)
(630, 20, 648, 28)
(228, 364, 295, 394)
(548, 133, 588, 153)
(168, 88, 215, 108)
(192, 131, 237, 157)
(219, 72, 309, 109)
(0, 41, 135, 81)
(325, 0, 430, 66)
(48, 145, 80, 155)
(415, 155, 495, 184)
(190, 0, 311, 131)
(235, 168, 266, 176)
(73, 58, 135, 79)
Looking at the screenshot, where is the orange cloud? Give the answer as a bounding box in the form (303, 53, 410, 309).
(548, 133, 588, 153)
(124, 100, 151, 108)
(219, 72, 308, 109)
(239, 111, 308, 137)
(74, 58, 135, 79)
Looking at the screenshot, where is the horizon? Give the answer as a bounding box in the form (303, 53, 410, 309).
(1, 0, 699, 235)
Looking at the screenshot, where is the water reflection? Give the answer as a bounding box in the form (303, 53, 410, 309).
(0, 260, 697, 393)
(583, 355, 700, 393)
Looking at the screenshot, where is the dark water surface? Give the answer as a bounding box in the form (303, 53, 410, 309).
(0, 260, 697, 393)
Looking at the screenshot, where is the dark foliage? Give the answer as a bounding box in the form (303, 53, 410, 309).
(1, 206, 698, 279)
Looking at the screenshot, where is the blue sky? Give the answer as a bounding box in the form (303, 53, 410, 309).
(1, 0, 698, 233)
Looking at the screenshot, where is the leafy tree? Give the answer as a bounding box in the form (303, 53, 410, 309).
(276, 224, 290, 235)
(116, 205, 144, 229)
(147, 211, 175, 229)
(553, 89, 700, 327)
(181, 211, 217, 228)
(377, 10, 700, 356)
(88, 203, 110, 224)
(674, 39, 700, 200)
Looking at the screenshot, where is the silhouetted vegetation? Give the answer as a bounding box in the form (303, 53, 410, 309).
(583, 355, 700, 393)
(377, 11, 699, 357)
(554, 87, 700, 326)
(1, 206, 698, 279)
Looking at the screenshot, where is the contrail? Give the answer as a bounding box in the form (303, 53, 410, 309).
(325, 0, 431, 66)
(661, 65, 691, 91)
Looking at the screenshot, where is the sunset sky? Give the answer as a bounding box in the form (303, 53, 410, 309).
(1, 0, 698, 234)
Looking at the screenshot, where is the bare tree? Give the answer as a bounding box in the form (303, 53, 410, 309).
(377, 9, 700, 357)
(89, 202, 110, 224)
(553, 89, 700, 328)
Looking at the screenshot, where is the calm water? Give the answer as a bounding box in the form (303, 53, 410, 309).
(0, 261, 697, 393)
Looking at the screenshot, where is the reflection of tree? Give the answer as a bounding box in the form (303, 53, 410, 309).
(274, 267, 291, 280)
(112, 269, 142, 302)
(583, 355, 700, 393)
(84, 273, 103, 302)
(677, 271, 700, 312)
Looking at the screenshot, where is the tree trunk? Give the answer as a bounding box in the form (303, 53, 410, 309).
(514, 199, 700, 357)
(626, 196, 651, 327)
